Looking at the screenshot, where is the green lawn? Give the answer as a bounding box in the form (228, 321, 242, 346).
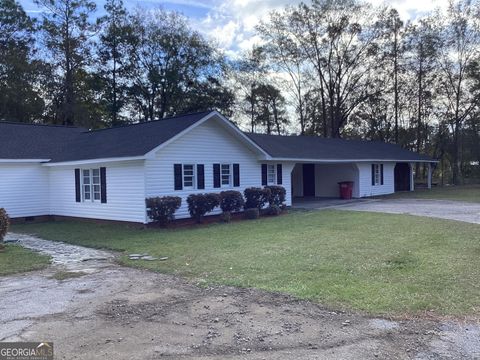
(386, 184, 480, 203)
(12, 210, 480, 317)
(0, 244, 50, 276)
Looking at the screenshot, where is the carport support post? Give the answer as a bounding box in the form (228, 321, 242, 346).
(427, 162, 432, 189)
(409, 163, 415, 192)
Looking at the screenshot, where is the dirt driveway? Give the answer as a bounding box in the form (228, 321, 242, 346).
(1, 233, 479, 359)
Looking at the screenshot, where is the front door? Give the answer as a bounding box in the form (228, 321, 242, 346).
(394, 163, 410, 191)
(303, 164, 315, 196)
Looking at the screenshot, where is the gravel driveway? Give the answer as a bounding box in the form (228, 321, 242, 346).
(337, 199, 480, 224)
(1, 233, 479, 359)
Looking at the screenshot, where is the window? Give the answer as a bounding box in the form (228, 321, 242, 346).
(82, 168, 101, 202)
(372, 164, 384, 186)
(221, 164, 231, 187)
(183, 164, 195, 189)
(267, 164, 276, 185)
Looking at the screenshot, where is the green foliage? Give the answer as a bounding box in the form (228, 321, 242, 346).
(186, 193, 220, 223)
(244, 187, 270, 210)
(146, 196, 181, 226)
(264, 185, 286, 207)
(219, 190, 245, 213)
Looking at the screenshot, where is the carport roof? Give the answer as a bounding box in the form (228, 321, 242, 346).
(246, 133, 435, 162)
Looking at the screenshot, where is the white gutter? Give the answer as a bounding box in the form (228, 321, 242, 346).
(0, 159, 50, 163)
(267, 158, 439, 163)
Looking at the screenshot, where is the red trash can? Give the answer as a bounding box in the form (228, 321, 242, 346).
(338, 181, 354, 200)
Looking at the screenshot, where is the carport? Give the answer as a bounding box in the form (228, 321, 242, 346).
(291, 162, 360, 199)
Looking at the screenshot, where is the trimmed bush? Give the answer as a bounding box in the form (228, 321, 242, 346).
(219, 190, 245, 213)
(267, 204, 282, 216)
(220, 211, 232, 223)
(145, 196, 181, 226)
(244, 207, 260, 220)
(244, 187, 270, 210)
(0, 208, 10, 250)
(265, 185, 286, 207)
(187, 193, 220, 223)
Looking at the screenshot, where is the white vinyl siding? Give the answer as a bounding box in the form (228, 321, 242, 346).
(49, 160, 146, 223)
(145, 119, 294, 220)
(358, 162, 395, 197)
(0, 163, 49, 218)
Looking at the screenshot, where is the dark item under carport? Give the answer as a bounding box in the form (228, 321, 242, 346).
(338, 181, 354, 200)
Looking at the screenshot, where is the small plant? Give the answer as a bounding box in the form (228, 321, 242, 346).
(264, 185, 286, 207)
(220, 211, 232, 223)
(244, 187, 270, 210)
(0, 208, 9, 251)
(244, 207, 260, 220)
(187, 193, 220, 223)
(220, 191, 244, 213)
(267, 204, 282, 216)
(146, 196, 181, 226)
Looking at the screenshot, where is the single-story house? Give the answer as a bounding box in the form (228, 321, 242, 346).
(0, 111, 435, 224)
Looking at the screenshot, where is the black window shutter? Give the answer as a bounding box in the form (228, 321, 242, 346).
(100, 167, 107, 203)
(261, 164, 268, 186)
(197, 164, 205, 189)
(233, 164, 240, 187)
(213, 164, 220, 188)
(380, 164, 384, 185)
(174, 164, 183, 190)
(75, 168, 81, 202)
(371, 164, 375, 186)
(276, 164, 283, 185)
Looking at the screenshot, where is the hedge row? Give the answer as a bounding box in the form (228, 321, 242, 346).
(145, 186, 286, 226)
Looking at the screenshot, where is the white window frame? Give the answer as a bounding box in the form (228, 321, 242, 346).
(81, 168, 101, 202)
(373, 164, 381, 186)
(182, 164, 196, 190)
(220, 163, 232, 188)
(267, 164, 276, 185)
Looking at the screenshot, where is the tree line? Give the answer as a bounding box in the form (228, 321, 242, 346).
(1, 0, 479, 184)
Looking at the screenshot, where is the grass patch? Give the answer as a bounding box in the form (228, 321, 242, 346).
(50, 271, 87, 281)
(0, 244, 50, 276)
(386, 184, 480, 203)
(13, 210, 480, 316)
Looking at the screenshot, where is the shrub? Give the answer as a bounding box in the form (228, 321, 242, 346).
(244, 207, 260, 220)
(267, 204, 282, 216)
(219, 191, 245, 213)
(264, 185, 286, 207)
(145, 196, 181, 226)
(220, 211, 232, 223)
(244, 187, 270, 210)
(187, 193, 220, 223)
(0, 208, 10, 249)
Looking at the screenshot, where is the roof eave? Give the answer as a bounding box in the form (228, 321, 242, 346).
(42, 156, 146, 167)
(267, 157, 438, 163)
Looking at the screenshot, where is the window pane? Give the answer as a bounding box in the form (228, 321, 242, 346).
(83, 169, 90, 177)
(183, 164, 195, 188)
(92, 169, 100, 177)
(94, 192, 100, 200)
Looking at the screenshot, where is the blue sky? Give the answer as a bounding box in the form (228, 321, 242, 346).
(19, 0, 448, 57)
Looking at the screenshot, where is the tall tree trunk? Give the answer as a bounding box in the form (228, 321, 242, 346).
(393, 27, 399, 144)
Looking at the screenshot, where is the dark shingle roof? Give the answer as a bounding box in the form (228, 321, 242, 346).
(0, 122, 85, 160)
(0, 111, 433, 163)
(0, 111, 211, 162)
(246, 133, 434, 162)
